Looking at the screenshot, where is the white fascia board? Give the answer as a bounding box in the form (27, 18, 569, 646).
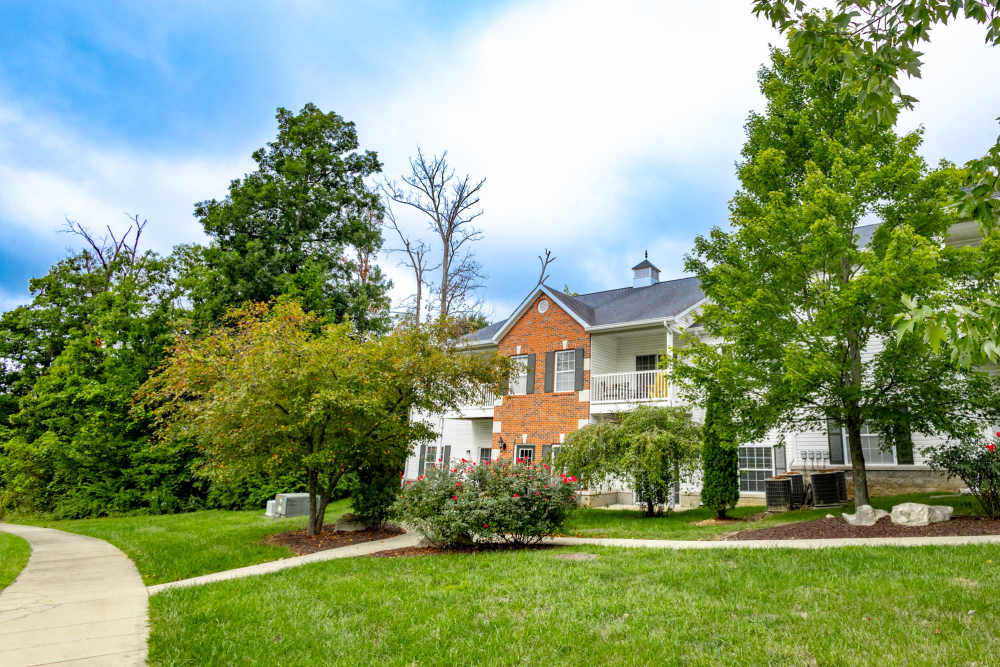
(489, 285, 591, 343)
(672, 297, 710, 326)
(585, 317, 672, 333)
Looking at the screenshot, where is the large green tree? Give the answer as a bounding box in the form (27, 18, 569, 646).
(676, 46, 1000, 505)
(701, 389, 739, 519)
(188, 104, 390, 330)
(557, 406, 701, 516)
(140, 300, 510, 535)
(0, 221, 189, 516)
(753, 1, 1000, 365)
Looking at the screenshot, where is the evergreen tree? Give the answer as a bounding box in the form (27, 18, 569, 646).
(700, 388, 739, 519)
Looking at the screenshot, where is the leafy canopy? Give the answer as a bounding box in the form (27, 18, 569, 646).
(140, 300, 510, 534)
(675, 46, 1000, 504)
(188, 104, 389, 330)
(557, 406, 701, 516)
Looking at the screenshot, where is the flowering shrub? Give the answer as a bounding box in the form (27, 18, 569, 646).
(391, 459, 578, 547)
(926, 433, 1000, 518)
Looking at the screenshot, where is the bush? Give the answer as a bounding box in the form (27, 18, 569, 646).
(352, 462, 403, 527)
(926, 435, 1000, 518)
(701, 389, 739, 519)
(391, 460, 578, 547)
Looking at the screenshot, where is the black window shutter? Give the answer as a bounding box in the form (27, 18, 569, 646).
(544, 351, 555, 393)
(526, 354, 536, 394)
(418, 444, 427, 476)
(827, 418, 845, 465)
(541, 444, 552, 463)
(574, 348, 585, 391)
(773, 445, 786, 474)
(442, 445, 451, 466)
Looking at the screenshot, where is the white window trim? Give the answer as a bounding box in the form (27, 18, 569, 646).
(509, 354, 530, 395)
(738, 445, 773, 494)
(478, 447, 492, 465)
(516, 445, 535, 464)
(554, 350, 575, 393)
(833, 423, 896, 466)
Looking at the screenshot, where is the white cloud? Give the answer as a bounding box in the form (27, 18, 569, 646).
(3, 0, 1000, 322)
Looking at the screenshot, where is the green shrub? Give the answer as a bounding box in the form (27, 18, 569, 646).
(392, 460, 577, 547)
(926, 435, 1000, 518)
(701, 390, 739, 519)
(352, 462, 403, 527)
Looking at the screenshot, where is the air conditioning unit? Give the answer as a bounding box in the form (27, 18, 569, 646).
(264, 492, 311, 518)
(784, 472, 805, 509)
(765, 477, 792, 512)
(810, 471, 846, 507)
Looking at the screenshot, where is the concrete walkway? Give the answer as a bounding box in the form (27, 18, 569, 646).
(0, 523, 148, 667)
(547, 533, 1000, 550)
(148, 531, 421, 595)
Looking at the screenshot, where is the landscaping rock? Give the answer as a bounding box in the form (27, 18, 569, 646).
(842, 504, 889, 527)
(334, 514, 368, 532)
(890, 503, 953, 527)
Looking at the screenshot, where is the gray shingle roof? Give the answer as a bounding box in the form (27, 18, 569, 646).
(462, 276, 705, 344)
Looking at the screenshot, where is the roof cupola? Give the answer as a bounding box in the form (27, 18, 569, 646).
(631, 251, 660, 288)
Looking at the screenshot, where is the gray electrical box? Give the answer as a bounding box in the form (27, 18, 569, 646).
(264, 492, 311, 518)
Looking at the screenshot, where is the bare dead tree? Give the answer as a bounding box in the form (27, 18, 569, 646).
(62, 214, 148, 288)
(380, 198, 439, 324)
(536, 248, 556, 287)
(385, 149, 486, 320)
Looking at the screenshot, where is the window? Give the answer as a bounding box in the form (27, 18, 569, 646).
(829, 422, 895, 465)
(554, 350, 576, 392)
(425, 445, 438, 468)
(516, 445, 534, 464)
(509, 355, 530, 395)
(549, 444, 562, 463)
(738, 446, 773, 493)
(635, 354, 660, 372)
(479, 447, 492, 465)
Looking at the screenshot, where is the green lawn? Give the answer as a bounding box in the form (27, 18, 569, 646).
(0, 531, 31, 591)
(11, 500, 350, 585)
(561, 492, 980, 540)
(150, 543, 1000, 665)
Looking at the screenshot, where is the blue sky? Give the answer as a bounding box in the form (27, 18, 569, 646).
(2, 1, 999, 320)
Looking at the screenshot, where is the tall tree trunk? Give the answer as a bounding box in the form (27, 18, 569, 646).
(307, 469, 321, 536)
(439, 256, 449, 319)
(414, 279, 422, 325)
(846, 326, 869, 506)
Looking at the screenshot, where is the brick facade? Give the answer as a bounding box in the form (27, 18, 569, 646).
(493, 295, 590, 461)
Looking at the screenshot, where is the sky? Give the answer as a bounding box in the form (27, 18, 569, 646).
(1, 1, 999, 321)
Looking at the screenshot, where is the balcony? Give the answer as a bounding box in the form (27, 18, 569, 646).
(591, 369, 669, 405)
(452, 385, 500, 417)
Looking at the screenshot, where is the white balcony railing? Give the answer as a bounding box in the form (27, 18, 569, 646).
(461, 385, 499, 410)
(591, 370, 669, 404)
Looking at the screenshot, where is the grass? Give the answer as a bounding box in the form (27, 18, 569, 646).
(149, 542, 1000, 665)
(560, 491, 982, 540)
(0, 531, 31, 591)
(10, 500, 350, 585)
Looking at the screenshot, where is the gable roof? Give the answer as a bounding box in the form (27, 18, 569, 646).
(460, 276, 705, 346)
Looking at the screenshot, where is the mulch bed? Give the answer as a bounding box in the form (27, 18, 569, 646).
(371, 543, 558, 558)
(268, 525, 404, 555)
(727, 516, 1000, 541)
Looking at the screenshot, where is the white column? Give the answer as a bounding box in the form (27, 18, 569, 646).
(665, 324, 675, 406)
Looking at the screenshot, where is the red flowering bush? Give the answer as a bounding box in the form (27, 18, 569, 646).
(926, 433, 1000, 518)
(391, 460, 577, 547)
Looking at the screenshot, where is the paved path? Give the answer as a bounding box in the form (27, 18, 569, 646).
(547, 534, 1000, 550)
(148, 531, 422, 595)
(0, 523, 148, 667)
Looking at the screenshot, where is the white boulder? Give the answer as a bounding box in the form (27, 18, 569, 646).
(842, 504, 889, 527)
(890, 503, 953, 527)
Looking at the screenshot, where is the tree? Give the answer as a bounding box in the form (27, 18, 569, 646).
(700, 389, 739, 519)
(557, 406, 701, 516)
(385, 149, 487, 320)
(140, 300, 510, 536)
(1, 218, 188, 516)
(675, 45, 1000, 505)
(536, 249, 556, 286)
(752, 2, 1000, 364)
(382, 199, 438, 324)
(189, 104, 390, 330)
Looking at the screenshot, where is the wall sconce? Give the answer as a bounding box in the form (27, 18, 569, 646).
(499, 437, 507, 452)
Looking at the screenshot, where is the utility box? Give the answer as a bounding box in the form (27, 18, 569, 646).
(264, 492, 311, 518)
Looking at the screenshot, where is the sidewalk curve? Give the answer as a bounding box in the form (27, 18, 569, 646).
(148, 531, 422, 595)
(547, 533, 1000, 550)
(0, 522, 148, 667)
